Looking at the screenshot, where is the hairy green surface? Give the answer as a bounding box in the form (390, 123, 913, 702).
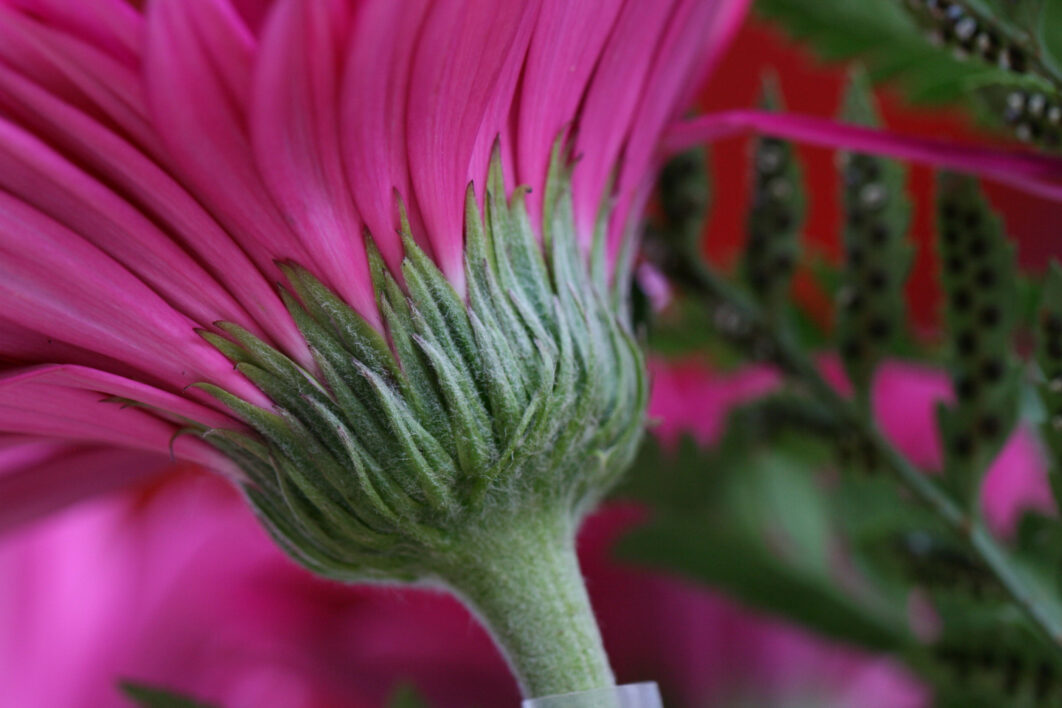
(198, 150, 646, 584)
(194, 147, 647, 698)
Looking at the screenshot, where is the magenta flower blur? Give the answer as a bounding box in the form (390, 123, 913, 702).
(0, 0, 749, 698)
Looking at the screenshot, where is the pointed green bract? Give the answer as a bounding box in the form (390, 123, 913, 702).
(194, 150, 648, 583)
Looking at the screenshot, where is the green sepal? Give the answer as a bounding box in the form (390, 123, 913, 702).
(195, 328, 249, 366)
(276, 260, 398, 381)
(194, 143, 647, 585)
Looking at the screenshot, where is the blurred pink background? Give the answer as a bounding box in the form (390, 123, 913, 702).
(2, 15, 1060, 708)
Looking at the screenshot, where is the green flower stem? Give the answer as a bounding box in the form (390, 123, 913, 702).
(651, 246, 1062, 653)
(439, 511, 615, 699)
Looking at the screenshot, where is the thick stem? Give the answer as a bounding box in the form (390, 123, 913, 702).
(439, 510, 615, 699)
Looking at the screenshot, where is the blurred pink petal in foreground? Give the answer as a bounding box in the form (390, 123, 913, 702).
(0, 474, 925, 708)
(872, 361, 1056, 536)
(0, 359, 933, 708)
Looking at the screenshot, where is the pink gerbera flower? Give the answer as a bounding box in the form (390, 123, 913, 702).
(2, 0, 1061, 699)
(0, 0, 741, 518)
(0, 0, 754, 698)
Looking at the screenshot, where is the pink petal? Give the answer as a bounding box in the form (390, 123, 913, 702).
(516, 0, 623, 228)
(144, 0, 318, 277)
(872, 361, 952, 471)
(664, 110, 1062, 202)
(673, 0, 752, 112)
(0, 316, 142, 378)
(981, 427, 1056, 538)
(648, 358, 781, 446)
(611, 0, 752, 254)
(0, 116, 262, 332)
(2, 0, 142, 68)
(341, 0, 431, 273)
(0, 5, 157, 154)
(251, 0, 379, 326)
(0, 191, 261, 400)
(405, 0, 540, 291)
(464, 3, 541, 212)
(0, 436, 178, 535)
(0, 368, 236, 471)
(0, 62, 310, 364)
(230, 0, 275, 35)
(571, 0, 677, 241)
(10, 365, 238, 430)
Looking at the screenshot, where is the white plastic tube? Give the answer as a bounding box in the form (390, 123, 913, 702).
(521, 682, 663, 708)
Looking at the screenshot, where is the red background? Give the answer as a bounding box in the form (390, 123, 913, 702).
(693, 20, 1062, 333)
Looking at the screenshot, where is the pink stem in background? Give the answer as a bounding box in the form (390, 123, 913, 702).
(665, 109, 1062, 202)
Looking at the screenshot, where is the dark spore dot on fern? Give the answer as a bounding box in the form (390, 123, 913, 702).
(1000, 46, 1027, 73)
(969, 236, 989, 258)
(978, 304, 1001, 328)
(979, 415, 1002, 438)
(952, 433, 974, 458)
(1004, 655, 1022, 695)
(1037, 662, 1056, 701)
(843, 289, 864, 313)
(868, 317, 892, 341)
(956, 375, 978, 401)
(981, 358, 1004, 382)
(747, 231, 766, 254)
(951, 288, 973, 312)
(1042, 311, 1062, 335)
(848, 246, 865, 268)
(842, 338, 864, 361)
(867, 268, 888, 291)
(956, 329, 978, 355)
(870, 223, 890, 245)
(975, 267, 997, 288)
(1049, 337, 1062, 360)
(946, 255, 965, 275)
(772, 252, 794, 275)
